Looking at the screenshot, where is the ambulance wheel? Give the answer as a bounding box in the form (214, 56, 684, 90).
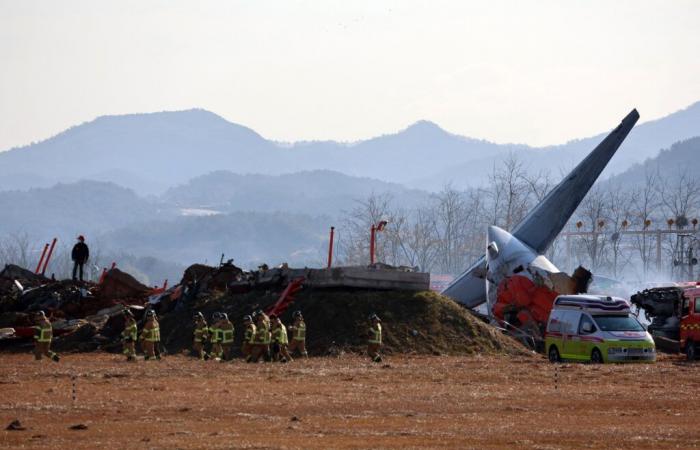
(548, 345, 560, 363)
(686, 342, 696, 361)
(591, 348, 603, 364)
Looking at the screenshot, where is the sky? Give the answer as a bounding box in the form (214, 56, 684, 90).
(1, 0, 699, 151)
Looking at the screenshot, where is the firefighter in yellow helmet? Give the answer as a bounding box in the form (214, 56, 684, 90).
(192, 312, 209, 360)
(209, 312, 223, 361)
(270, 314, 292, 363)
(140, 310, 161, 360)
(33, 311, 59, 362)
(219, 313, 235, 362)
(256, 309, 272, 361)
(121, 309, 138, 362)
(367, 313, 382, 363)
(242, 315, 256, 361)
(287, 310, 308, 358)
(248, 312, 270, 363)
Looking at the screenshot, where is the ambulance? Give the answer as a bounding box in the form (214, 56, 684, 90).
(545, 295, 656, 363)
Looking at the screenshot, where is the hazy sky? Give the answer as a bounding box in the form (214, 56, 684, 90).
(1, 0, 699, 151)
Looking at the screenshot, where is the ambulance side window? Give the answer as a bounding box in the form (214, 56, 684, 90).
(548, 313, 562, 332)
(578, 315, 596, 334)
(694, 298, 700, 314)
(560, 311, 578, 334)
(682, 298, 690, 316)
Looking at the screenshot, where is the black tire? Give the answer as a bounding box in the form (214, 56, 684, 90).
(591, 348, 603, 364)
(686, 341, 696, 361)
(548, 345, 560, 363)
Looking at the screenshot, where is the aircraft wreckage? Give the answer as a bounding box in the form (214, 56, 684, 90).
(442, 109, 640, 346)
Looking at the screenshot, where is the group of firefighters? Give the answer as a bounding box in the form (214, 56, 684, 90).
(31, 308, 384, 363)
(29, 235, 386, 363)
(191, 309, 308, 363)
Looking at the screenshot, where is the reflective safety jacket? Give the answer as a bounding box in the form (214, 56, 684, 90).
(254, 323, 269, 345)
(122, 318, 138, 341)
(244, 323, 256, 344)
(368, 323, 382, 345)
(272, 324, 289, 345)
(194, 322, 208, 343)
(141, 320, 161, 342)
(220, 320, 234, 344)
(290, 321, 306, 341)
(209, 322, 222, 343)
(34, 320, 53, 343)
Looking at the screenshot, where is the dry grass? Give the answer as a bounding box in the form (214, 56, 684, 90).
(1, 353, 699, 449)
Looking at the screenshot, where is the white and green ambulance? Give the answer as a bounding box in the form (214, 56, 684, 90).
(545, 295, 656, 363)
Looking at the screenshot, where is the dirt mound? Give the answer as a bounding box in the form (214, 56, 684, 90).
(96, 268, 150, 300)
(157, 289, 527, 357)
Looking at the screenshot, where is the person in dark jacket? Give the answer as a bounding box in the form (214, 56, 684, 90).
(71, 235, 89, 282)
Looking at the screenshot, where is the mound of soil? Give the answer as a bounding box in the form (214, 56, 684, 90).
(158, 288, 527, 357)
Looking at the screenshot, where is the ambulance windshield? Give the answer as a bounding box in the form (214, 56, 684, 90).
(593, 314, 644, 332)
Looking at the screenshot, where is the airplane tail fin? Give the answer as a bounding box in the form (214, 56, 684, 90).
(442, 109, 640, 307)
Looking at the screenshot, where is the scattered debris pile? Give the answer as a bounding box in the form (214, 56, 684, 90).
(0, 261, 527, 357)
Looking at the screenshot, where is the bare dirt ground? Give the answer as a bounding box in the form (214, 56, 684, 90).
(1, 352, 699, 449)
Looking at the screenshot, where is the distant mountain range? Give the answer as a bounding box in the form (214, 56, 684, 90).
(2, 101, 699, 194)
(0, 170, 422, 274)
(2, 102, 700, 283)
(602, 136, 700, 188)
(162, 169, 430, 215)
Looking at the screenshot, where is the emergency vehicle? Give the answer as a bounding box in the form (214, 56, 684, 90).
(545, 295, 656, 363)
(631, 283, 700, 360)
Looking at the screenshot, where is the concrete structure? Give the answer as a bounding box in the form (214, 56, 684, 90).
(256, 266, 430, 291)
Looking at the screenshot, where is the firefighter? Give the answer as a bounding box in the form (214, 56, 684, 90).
(140, 310, 161, 360)
(209, 312, 223, 361)
(287, 310, 308, 358)
(270, 314, 292, 363)
(242, 315, 256, 361)
(192, 312, 209, 360)
(33, 311, 59, 362)
(248, 313, 270, 363)
(219, 313, 235, 362)
(256, 309, 271, 336)
(121, 309, 137, 362)
(254, 309, 272, 361)
(367, 313, 382, 363)
(71, 235, 89, 282)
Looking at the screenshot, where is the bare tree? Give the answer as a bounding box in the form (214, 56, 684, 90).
(573, 185, 609, 271)
(603, 184, 636, 278)
(0, 232, 35, 270)
(336, 193, 394, 266)
(487, 153, 531, 230)
(388, 205, 439, 271)
(432, 185, 474, 274)
(658, 168, 700, 224)
(630, 169, 662, 277)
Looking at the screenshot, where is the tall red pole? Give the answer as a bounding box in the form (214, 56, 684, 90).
(327, 226, 335, 269)
(370, 224, 376, 265)
(35, 243, 49, 274)
(41, 238, 57, 276)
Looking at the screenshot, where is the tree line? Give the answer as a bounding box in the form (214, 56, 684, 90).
(335, 154, 700, 283)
